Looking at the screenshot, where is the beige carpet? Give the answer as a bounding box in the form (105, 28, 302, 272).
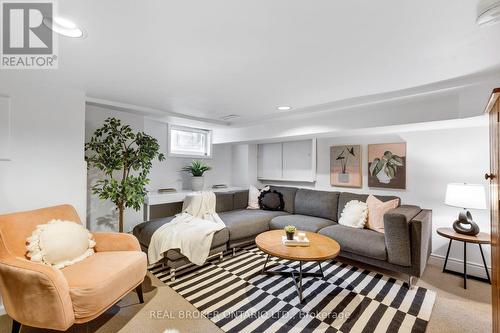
(0, 256, 491, 333)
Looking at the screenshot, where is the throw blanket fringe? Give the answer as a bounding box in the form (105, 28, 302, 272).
(148, 191, 225, 266)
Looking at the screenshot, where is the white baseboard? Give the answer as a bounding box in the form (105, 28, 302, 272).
(430, 253, 491, 279)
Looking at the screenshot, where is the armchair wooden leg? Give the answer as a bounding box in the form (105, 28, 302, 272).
(12, 319, 21, 333)
(136, 284, 144, 304)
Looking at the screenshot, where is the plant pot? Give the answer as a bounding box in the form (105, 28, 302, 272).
(338, 173, 350, 183)
(376, 169, 391, 184)
(191, 176, 204, 191)
(286, 231, 295, 240)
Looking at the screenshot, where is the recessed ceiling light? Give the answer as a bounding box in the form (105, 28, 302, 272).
(277, 106, 292, 111)
(43, 16, 85, 38)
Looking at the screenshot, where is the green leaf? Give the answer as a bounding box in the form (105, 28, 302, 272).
(85, 117, 165, 221)
(386, 164, 396, 179)
(181, 160, 212, 176)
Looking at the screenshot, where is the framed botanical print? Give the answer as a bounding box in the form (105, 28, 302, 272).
(368, 143, 406, 189)
(330, 145, 362, 188)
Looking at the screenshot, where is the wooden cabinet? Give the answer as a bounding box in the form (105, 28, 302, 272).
(486, 88, 500, 333)
(257, 139, 316, 182)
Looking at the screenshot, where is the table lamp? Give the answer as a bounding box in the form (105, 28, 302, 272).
(445, 183, 487, 236)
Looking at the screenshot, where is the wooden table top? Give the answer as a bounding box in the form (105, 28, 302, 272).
(436, 227, 491, 244)
(255, 230, 340, 262)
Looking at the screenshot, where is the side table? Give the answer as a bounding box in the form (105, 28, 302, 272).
(436, 227, 491, 289)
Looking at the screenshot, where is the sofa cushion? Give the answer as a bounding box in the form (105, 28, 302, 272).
(294, 189, 340, 221)
(319, 224, 387, 261)
(270, 214, 334, 232)
(165, 228, 229, 260)
(219, 209, 289, 241)
(259, 189, 284, 211)
(269, 186, 298, 213)
(133, 217, 229, 250)
(233, 190, 249, 210)
(337, 192, 400, 221)
(215, 192, 234, 212)
(62, 251, 147, 319)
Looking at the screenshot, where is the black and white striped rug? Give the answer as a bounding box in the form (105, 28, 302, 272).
(150, 246, 436, 333)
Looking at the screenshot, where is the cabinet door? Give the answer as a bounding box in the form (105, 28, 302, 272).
(257, 143, 283, 180)
(282, 139, 316, 181)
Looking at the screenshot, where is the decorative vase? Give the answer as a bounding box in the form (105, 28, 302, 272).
(286, 231, 295, 240)
(191, 176, 204, 191)
(338, 173, 350, 183)
(376, 169, 391, 184)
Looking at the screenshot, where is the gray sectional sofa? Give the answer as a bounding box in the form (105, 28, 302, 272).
(133, 186, 432, 283)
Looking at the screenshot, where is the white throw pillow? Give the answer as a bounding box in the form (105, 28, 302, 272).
(26, 219, 96, 269)
(247, 185, 269, 209)
(339, 200, 368, 229)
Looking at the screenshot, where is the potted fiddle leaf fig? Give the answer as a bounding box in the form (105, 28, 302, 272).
(369, 151, 404, 184)
(181, 160, 212, 191)
(85, 117, 165, 232)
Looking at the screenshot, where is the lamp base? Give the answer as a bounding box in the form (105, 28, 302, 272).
(452, 210, 480, 236)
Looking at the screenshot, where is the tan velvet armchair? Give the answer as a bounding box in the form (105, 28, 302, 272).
(0, 205, 147, 332)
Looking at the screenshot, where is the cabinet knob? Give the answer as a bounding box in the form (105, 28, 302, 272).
(485, 173, 496, 180)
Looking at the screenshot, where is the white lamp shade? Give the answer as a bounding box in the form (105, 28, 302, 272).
(445, 183, 487, 210)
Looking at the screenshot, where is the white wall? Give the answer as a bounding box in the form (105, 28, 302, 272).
(236, 120, 491, 276)
(85, 105, 233, 232)
(0, 83, 86, 219)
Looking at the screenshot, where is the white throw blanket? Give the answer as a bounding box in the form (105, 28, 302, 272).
(148, 191, 225, 266)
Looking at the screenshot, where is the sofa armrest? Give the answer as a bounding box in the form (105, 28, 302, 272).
(410, 209, 433, 277)
(384, 205, 422, 267)
(0, 256, 75, 330)
(93, 232, 141, 252)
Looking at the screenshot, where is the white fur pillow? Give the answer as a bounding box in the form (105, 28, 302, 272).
(247, 185, 269, 209)
(339, 200, 368, 229)
(26, 220, 96, 269)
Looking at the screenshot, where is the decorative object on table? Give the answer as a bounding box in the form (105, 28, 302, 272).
(365, 194, 400, 233)
(368, 143, 406, 189)
(445, 183, 486, 236)
(258, 189, 284, 211)
(158, 188, 177, 193)
(282, 234, 310, 246)
(284, 225, 296, 240)
(437, 227, 491, 289)
(85, 117, 165, 232)
(181, 160, 212, 191)
(338, 200, 368, 228)
(212, 184, 228, 189)
(330, 145, 362, 187)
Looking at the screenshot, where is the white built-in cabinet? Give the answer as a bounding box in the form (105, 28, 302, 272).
(257, 139, 316, 182)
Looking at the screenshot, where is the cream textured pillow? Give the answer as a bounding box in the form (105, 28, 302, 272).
(26, 220, 96, 269)
(339, 200, 368, 228)
(247, 185, 269, 209)
(366, 195, 399, 233)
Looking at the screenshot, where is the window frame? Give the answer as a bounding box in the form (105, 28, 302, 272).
(167, 124, 213, 159)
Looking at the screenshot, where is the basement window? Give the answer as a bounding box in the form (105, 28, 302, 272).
(168, 124, 212, 158)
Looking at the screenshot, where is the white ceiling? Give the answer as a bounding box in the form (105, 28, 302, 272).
(3, 0, 500, 124)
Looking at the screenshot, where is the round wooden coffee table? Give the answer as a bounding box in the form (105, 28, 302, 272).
(255, 230, 340, 302)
